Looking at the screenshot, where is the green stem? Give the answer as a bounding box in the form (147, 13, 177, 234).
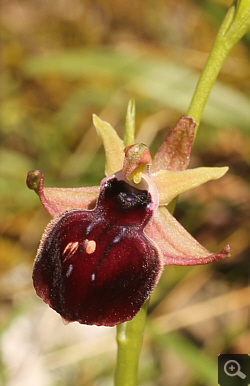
(114, 300, 149, 386)
(187, 0, 250, 135)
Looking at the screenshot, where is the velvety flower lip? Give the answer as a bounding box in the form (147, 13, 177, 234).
(27, 110, 230, 326)
(33, 172, 162, 326)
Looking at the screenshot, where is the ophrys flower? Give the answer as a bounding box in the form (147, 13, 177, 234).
(27, 109, 230, 326)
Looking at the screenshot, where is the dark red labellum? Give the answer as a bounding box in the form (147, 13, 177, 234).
(33, 177, 161, 326)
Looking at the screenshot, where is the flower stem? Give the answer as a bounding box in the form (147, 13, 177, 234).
(187, 0, 250, 135)
(114, 300, 149, 386)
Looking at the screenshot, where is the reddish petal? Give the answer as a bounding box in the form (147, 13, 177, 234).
(33, 176, 162, 326)
(26, 170, 99, 217)
(151, 116, 196, 173)
(145, 207, 230, 266)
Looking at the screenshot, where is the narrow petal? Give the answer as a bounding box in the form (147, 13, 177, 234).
(152, 166, 229, 206)
(93, 114, 124, 176)
(151, 116, 196, 173)
(124, 98, 136, 147)
(145, 207, 230, 266)
(26, 170, 99, 217)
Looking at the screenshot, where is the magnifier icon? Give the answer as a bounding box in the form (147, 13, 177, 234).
(224, 360, 246, 379)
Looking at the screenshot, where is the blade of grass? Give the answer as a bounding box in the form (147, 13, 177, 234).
(23, 48, 250, 132)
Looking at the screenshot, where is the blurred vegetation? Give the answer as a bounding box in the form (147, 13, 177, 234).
(0, 1, 249, 386)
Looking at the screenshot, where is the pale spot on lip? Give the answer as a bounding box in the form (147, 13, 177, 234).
(113, 227, 126, 244)
(84, 239, 96, 254)
(63, 241, 79, 262)
(66, 264, 74, 277)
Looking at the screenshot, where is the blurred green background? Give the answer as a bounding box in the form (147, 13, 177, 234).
(0, 0, 249, 385)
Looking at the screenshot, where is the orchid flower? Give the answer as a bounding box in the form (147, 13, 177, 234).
(26, 111, 230, 327)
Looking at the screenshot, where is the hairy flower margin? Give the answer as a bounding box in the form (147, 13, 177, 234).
(27, 106, 230, 327)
